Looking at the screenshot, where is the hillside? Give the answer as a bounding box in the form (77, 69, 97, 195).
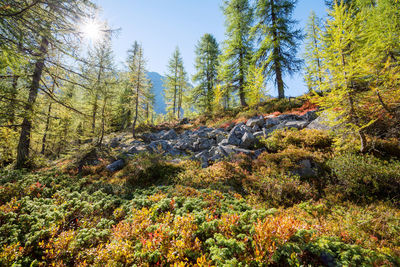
(2, 0, 400, 266)
(1, 99, 399, 266)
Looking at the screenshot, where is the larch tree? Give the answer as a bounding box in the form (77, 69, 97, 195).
(218, 0, 254, 107)
(143, 80, 155, 123)
(80, 33, 116, 142)
(245, 65, 267, 107)
(127, 43, 151, 137)
(9, 0, 95, 169)
(252, 0, 303, 99)
(358, 0, 400, 122)
(192, 34, 220, 114)
(313, 1, 371, 152)
(176, 64, 189, 119)
(304, 11, 324, 93)
(164, 47, 185, 119)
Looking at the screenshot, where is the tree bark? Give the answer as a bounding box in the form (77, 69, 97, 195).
(270, 0, 285, 99)
(97, 97, 107, 146)
(8, 75, 19, 125)
(16, 36, 49, 169)
(173, 60, 178, 118)
(41, 102, 52, 154)
(312, 23, 323, 86)
(132, 62, 141, 138)
(238, 49, 248, 107)
(91, 56, 104, 134)
(41, 73, 58, 155)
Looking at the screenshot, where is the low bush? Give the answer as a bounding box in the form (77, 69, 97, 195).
(327, 153, 400, 201)
(116, 153, 183, 188)
(0, 168, 399, 266)
(261, 128, 333, 153)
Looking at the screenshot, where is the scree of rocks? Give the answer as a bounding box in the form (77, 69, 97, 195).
(106, 111, 320, 171)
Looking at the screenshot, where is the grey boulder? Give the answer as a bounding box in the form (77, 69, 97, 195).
(241, 132, 256, 149)
(283, 120, 309, 130)
(106, 159, 125, 172)
(246, 115, 265, 128)
(160, 129, 178, 140)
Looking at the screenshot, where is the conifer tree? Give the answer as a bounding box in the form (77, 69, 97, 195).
(213, 83, 233, 111)
(79, 33, 116, 142)
(6, 0, 95, 168)
(219, 0, 254, 107)
(143, 80, 155, 123)
(245, 65, 267, 107)
(313, 1, 371, 152)
(176, 64, 189, 119)
(164, 47, 188, 119)
(359, 0, 400, 121)
(304, 11, 324, 92)
(252, 0, 303, 99)
(192, 34, 220, 114)
(127, 43, 151, 137)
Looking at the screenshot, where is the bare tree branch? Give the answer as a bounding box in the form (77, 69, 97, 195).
(40, 78, 89, 117)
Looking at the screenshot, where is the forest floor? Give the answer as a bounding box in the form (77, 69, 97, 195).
(1, 98, 400, 266)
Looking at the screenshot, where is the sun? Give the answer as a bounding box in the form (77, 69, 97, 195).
(80, 19, 102, 42)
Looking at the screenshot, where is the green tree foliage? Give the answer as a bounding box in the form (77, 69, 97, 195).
(192, 34, 220, 114)
(164, 47, 188, 119)
(81, 36, 117, 145)
(252, 0, 303, 99)
(313, 1, 370, 151)
(0, 0, 95, 168)
(245, 65, 267, 107)
(303, 11, 324, 93)
(218, 0, 254, 107)
(126, 43, 152, 137)
(313, 0, 400, 151)
(359, 0, 400, 122)
(325, 0, 354, 8)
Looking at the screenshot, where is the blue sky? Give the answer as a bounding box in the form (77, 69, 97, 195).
(94, 0, 328, 97)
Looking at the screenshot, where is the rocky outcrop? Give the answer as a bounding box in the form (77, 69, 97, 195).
(106, 111, 319, 171)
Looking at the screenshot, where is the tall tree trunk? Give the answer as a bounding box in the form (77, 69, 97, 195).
(41, 102, 52, 154)
(91, 93, 98, 134)
(91, 57, 104, 134)
(41, 74, 57, 155)
(312, 24, 323, 86)
(132, 64, 141, 138)
(238, 50, 248, 107)
(97, 97, 107, 146)
(57, 119, 69, 158)
(8, 75, 19, 125)
(16, 36, 49, 169)
(275, 62, 284, 99)
(173, 61, 178, 118)
(177, 83, 182, 119)
(270, 0, 285, 99)
(146, 102, 149, 121)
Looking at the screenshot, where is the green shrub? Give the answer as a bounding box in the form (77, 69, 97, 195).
(259, 98, 304, 114)
(274, 230, 399, 266)
(247, 172, 316, 207)
(116, 153, 183, 188)
(261, 128, 333, 153)
(327, 153, 400, 201)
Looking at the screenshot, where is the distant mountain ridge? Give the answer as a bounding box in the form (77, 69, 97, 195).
(147, 72, 167, 114)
